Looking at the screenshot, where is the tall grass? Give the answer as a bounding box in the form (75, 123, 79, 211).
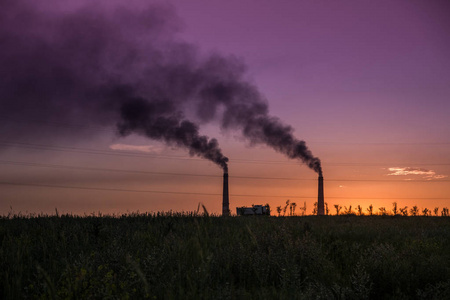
(1, 213, 449, 299)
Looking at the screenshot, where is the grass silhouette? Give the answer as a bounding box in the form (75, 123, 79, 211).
(1, 211, 449, 299)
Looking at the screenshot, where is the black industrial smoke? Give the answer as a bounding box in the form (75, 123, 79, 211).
(0, 0, 321, 175)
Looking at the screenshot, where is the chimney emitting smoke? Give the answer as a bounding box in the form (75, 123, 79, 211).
(222, 172, 229, 216)
(318, 175, 324, 215)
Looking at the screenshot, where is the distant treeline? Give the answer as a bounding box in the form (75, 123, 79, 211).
(272, 200, 450, 217)
(1, 213, 449, 299)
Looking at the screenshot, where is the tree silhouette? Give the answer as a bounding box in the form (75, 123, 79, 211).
(442, 207, 449, 216)
(344, 205, 354, 215)
(378, 207, 387, 216)
(334, 204, 342, 216)
(312, 202, 319, 215)
(290, 202, 297, 216)
(283, 200, 290, 216)
(399, 206, 408, 216)
(356, 205, 363, 216)
(299, 201, 307, 216)
(392, 202, 398, 216)
(276, 206, 282, 217)
(434, 207, 439, 216)
(366, 205, 373, 216)
(264, 203, 271, 216)
(410, 206, 419, 216)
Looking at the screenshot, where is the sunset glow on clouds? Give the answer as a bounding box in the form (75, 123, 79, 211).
(387, 167, 448, 180)
(109, 144, 162, 154)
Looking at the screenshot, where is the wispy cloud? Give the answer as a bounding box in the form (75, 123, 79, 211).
(109, 144, 162, 154)
(387, 167, 447, 180)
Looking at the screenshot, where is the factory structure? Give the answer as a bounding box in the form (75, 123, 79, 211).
(222, 170, 325, 216)
(236, 205, 270, 216)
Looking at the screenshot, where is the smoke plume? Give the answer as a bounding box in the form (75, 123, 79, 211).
(0, 0, 321, 174)
(116, 92, 228, 172)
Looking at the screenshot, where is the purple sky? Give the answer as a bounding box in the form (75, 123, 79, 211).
(1, 0, 449, 215)
(173, 0, 450, 140)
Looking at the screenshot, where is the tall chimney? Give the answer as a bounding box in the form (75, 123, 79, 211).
(222, 172, 230, 216)
(317, 175, 324, 215)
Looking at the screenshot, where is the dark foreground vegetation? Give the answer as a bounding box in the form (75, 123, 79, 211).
(1, 213, 450, 299)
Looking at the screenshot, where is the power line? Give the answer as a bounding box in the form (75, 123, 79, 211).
(2, 116, 450, 146)
(0, 160, 220, 177)
(0, 160, 304, 180)
(0, 181, 449, 200)
(1, 141, 449, 166)
(0, 115, 113, 134)
(0, 159, 449, 182)
(311, 142, 450, 145)
(0, 141, 193, 160)
(0, 181, 220, 196)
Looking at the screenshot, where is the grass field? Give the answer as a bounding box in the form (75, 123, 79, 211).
(1, 213, 450, 299)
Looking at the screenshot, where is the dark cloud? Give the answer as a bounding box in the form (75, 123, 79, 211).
(0, 0, 321, 174)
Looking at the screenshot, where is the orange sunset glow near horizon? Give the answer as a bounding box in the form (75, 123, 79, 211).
(1, 0, 449, 216)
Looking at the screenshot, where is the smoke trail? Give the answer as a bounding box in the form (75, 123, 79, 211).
(0, 1, 229, 170)
(0, 0, 320, 174)
(196, 58, 322, 175)
(116, 93, 228, 172)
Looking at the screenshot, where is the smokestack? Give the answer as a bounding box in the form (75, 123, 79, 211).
(317, 175, 324, 215)
(222, 172, 230, 216)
